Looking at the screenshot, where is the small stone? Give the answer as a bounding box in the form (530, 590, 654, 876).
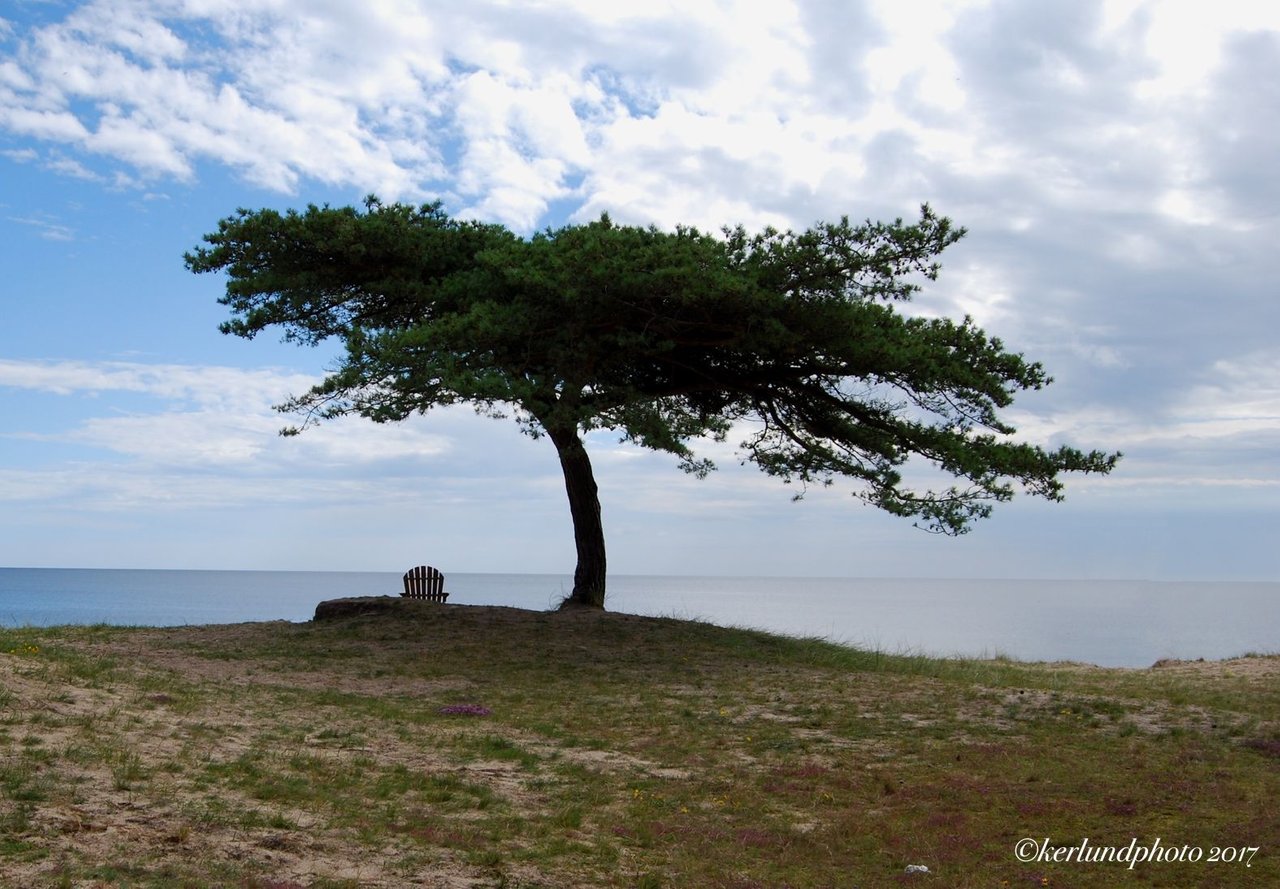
(438, 704, 492, 717)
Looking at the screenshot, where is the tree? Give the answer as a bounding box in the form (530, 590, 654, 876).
(186, 198, 1119, 608)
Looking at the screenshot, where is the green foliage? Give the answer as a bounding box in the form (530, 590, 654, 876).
(188, 199, 1118, 594)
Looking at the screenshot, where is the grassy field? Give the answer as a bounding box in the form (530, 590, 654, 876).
(1, 598, 1276, 888)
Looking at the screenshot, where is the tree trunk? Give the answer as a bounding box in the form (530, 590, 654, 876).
(546, 424, 607, 608)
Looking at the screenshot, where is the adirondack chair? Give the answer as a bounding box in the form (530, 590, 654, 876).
(402, 565, 449, 602)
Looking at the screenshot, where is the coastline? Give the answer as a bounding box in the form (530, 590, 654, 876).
(3, 568, 1279, 667)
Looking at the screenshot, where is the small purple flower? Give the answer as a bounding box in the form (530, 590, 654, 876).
(438, 703, 491, 717)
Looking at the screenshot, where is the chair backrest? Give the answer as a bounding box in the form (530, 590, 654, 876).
(402, 565, 446, 600)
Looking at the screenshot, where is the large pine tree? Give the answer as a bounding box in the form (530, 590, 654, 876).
(187, 199, 1119, 607)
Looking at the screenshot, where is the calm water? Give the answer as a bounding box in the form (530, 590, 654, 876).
(0, 567, 1276, 668)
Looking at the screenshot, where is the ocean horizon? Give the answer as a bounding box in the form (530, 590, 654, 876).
(1, 567, 1276, 669)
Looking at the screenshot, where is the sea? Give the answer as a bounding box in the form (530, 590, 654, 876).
(0, 568, 1276, 669)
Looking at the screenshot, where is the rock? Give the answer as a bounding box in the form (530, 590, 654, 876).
(313, 596, 416, 621)
(904, 864, 929, 874)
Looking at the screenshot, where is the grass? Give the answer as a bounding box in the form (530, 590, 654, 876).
(0, 602, 1276, 887)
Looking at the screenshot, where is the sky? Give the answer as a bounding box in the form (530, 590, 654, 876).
(0, 0, 1277, 582)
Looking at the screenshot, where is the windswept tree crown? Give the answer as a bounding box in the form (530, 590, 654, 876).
(188, 198, 1119, 606)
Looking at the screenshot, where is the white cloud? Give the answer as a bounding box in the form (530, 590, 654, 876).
(3, 0, 453, 196)
(6, 214, 74, 240)
(0, 358, 459, 467)
(1127, 0, 1280, 100)
(0, 0, 897, 228)
(43, 154, 103, 180)
(998, 347, 1280, 496)
(0, 359, 312, 407)
(0, 106, 92, 142)
(1179, 350, 1280, 429)
(45, 408, 452, 468)
(0, 356, 584, 522)
(0, 58, 34, 91)
(66, 410, 280, 465)
(0, 0, 1274, 241)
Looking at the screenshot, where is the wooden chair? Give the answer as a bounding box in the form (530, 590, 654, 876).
(402, 565, 449, 602)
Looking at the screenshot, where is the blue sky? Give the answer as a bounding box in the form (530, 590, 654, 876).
(1, 0, 1277, 581)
